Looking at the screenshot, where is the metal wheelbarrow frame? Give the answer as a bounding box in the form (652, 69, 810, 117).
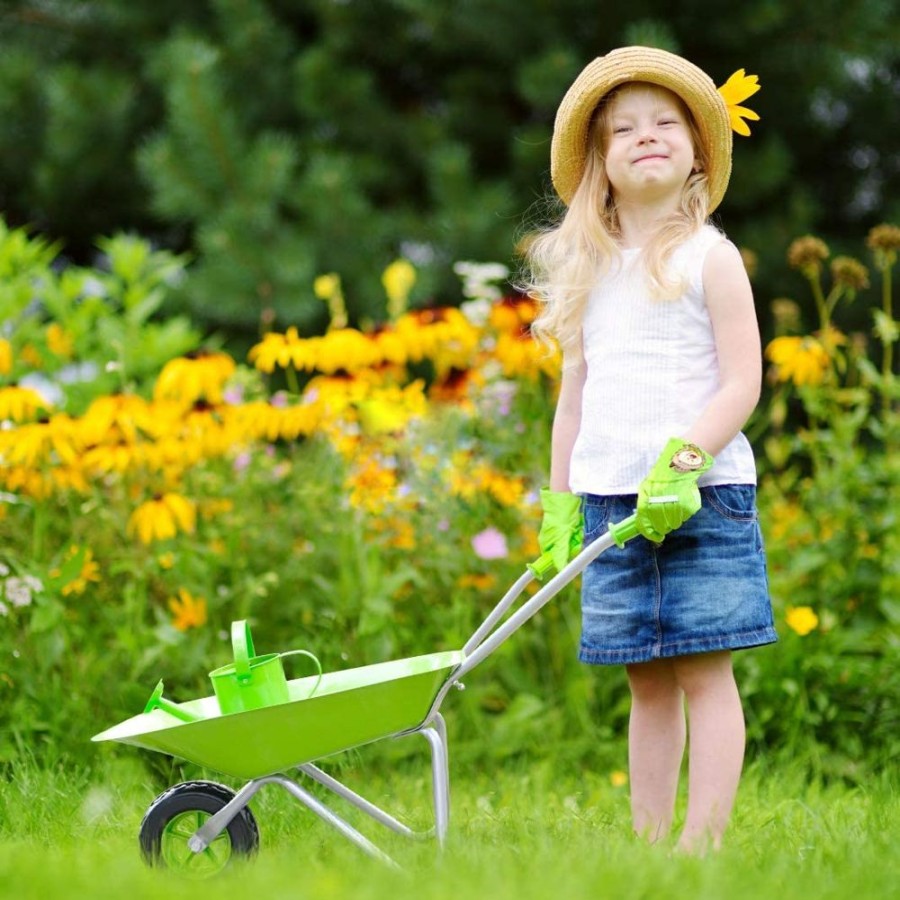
(93, 520, 633, 873)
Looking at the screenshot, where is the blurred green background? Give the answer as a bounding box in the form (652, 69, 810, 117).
(2, 0, 898, 341)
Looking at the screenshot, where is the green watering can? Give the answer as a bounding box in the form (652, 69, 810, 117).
(208, 620, 322, 715)
(143, 679, 202, 723)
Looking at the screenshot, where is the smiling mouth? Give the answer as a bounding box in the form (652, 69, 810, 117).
(634, 155, 668, 163)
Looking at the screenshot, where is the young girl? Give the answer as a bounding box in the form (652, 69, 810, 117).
(522, 47, 777, 853)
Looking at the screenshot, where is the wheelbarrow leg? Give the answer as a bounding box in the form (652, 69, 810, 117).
(299, 763, 421, 839)
(420, 713, 450, 846)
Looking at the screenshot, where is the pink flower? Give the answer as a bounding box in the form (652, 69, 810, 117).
(471, 527, 508, 560)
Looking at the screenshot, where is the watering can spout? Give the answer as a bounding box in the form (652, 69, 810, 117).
(144, 679, 201, 723)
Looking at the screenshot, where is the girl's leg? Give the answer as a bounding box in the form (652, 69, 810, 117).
(671, 651, 745, 853)
(625, 659, 686, 843)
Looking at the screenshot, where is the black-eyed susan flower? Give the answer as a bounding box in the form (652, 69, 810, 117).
(316, 329, 382, 375)
(0, 338, 11, 375)
(0, 414, 79, 468)
(494, 330, 560, 381)
(248, 327, 321, 374)
(766, 336, 831, 386)
(0, 385, 49, 422)
(394, 308, 480, 375)
(168, 588, 207, 631)
(153, 350, 236, 405)
(488, 296, 539, 334)
(77, 394, 155, 446)
(127, 493, 196, 544)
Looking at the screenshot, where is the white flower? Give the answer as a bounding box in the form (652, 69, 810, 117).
(460, 297, 493, 327)
(453, 260, 510, 302)
(4, 575, 41, 607)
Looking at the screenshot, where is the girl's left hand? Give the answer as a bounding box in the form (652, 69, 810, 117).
(635, 438, 713, 541)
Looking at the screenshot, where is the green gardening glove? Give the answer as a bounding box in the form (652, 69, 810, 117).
(636, 438, 714, 542)
(532, 488, 583, 576)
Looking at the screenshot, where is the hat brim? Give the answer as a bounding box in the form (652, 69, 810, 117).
(551, 46, 732, 212)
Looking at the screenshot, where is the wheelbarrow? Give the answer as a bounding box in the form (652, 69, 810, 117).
(92, 514, 638, 875)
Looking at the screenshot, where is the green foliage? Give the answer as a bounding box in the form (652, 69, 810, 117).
(0, 219, 200, 410)
(743, 226, 900, 778)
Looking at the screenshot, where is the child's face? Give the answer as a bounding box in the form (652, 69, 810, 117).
(600, 84, 698, 207)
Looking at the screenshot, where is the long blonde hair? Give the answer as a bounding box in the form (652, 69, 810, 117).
(520, 83, 711, 360)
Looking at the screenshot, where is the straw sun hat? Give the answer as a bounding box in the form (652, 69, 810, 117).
(551, 46, 760, 212)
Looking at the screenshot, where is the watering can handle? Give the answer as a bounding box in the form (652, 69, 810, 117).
(278, 649, 324, 699)
(232, 620, 256, 683)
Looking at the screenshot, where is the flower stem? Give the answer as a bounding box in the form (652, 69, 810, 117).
(285, 364, 300, 396)
(809, 272, 830, 332)
(882, 263, 894, 407)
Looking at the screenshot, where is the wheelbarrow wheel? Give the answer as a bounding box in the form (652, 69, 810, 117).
(139, 780, 259, 876)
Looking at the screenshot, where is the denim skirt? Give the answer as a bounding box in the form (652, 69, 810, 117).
(579, 484, 777, 665)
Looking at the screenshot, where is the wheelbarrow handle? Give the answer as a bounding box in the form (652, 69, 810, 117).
(454, 514, 637, 683)
(527, 513, 639, 581)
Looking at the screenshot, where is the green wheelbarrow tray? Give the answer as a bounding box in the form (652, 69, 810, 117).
(92, 650, 464, 780)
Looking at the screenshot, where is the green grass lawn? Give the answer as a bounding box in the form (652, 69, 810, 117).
(1, 747, 897, 900)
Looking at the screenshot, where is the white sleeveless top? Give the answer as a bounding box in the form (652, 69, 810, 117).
(568, 225, 757, 495)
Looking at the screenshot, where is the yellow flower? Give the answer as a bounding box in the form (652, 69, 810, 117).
(785, 606, 819, 636)
(153, 351, 236, 405)
(394, 308, 480, 375)
(456, 573, 497, 592)
(46, 323, 73, 358)
(0, 385, 49, 422)
(494, 331, 560, 380)
(313, 273, 342, 302)
(20, 343, 42, 368)
(248, 327, 321, 374)
(381, 259, 417, 321)
(127, 493, 196, 544)
(314, 273, 348, 330)
(609, 771, 629, 788)
(50, 545, 101, 596)
(77, 393, 155, 446)
(766, 336, 831, 386)
(168, 588, 207, 631)
(345, 457, 397, 514)
(0, 338, 12, 375)
(317, 329, 382, 375)
(0, 415, 79, 468)
(716, 69, 761, 136)
(158, 552, 176, 569)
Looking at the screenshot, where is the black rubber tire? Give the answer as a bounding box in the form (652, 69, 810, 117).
(139, 780, 259, 875)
